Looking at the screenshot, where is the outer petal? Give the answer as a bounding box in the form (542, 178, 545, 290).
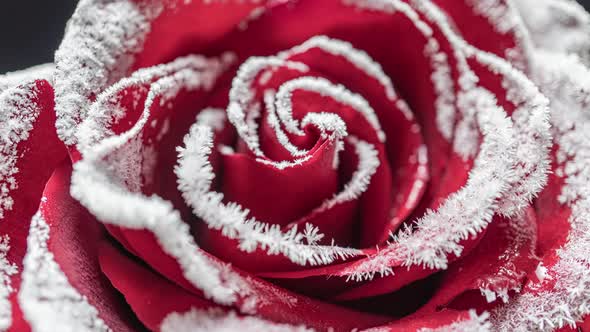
(0, 65, 138, 332)
(98, 242, 220, 331)
(431, 0, 532, 70)
(54, 0, 270, 147)
(489, 49, 590, 331)
(0, 68, 67, 331)
(421, 207, 538, 312)
(99, 241, 340, 332)
(17, 163, 141, 332)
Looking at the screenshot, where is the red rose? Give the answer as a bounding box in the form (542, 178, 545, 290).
(2, 0, 590, 331)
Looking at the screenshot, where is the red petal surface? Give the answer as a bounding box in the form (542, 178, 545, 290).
(432, 0, 530, 70)
(0, 79, 67, 331)
(36, 163, 141, 331)
(422, 207, 538, 312)
(99, 242, 219, 331)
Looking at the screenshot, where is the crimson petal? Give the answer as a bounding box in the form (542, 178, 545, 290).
(17, 163, 142, 331)
(99, 242, 220, 331)
(431, 0, 531, 70)
(0, 76, 67, 331)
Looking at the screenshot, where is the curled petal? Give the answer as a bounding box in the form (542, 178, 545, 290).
(431, 0, 532, 70)
(326, 0, 550, 286)
(71, 54, 242, 306)
(18, 163, 138, 332)
(55, 0, 268, 146)
(490, 49, 590, 332)
(0, 68, 67, 331)
(99, 242, 221, 331)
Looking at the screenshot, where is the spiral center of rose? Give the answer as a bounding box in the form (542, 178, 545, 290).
(173, 36, 429, 267)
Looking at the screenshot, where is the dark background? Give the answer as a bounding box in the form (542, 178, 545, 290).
(1, 1, 589, 73)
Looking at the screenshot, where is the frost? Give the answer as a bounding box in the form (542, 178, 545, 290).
(196, 108, 227, 132)
(263, 90, 317, 158)
(513, 0, 590, 62)
(418, 311, 491, 332)
(535, 263, 548, 283)
(227, 57, 308, 157)
(0, 82, 44, 220)
(464, 0, 531, 67)
(278, 35, 405, 113)
(317, 136, 380, 209)
(77, 54, 233, 151)
(54, 0, 163, 145)
(365, 311, 490, 332)
(0, 64, 54, 92)
(274, 76, 385, 142)
(425, 38, 456, 141)
(161, 308, 313, 332)
(0, 235, 16, 330)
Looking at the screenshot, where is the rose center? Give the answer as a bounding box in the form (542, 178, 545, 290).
(185, 36, 428, 258)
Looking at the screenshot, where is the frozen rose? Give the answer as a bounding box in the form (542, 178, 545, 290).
(1, 0, 590, 331)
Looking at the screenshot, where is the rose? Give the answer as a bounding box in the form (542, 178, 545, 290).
(2, 0, 590, 331)
(2, 0, 589, 331)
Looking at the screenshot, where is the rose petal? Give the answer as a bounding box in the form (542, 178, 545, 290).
(9, 162, 141, 332)
(0, 75, 67, 331)
(55, 0, 267, 146)
(364, 309, 490, 332)
(489, 46, 590, 332)
(134, 1, 272, 69)
(219, 139, 339, 227)
(16, 163, 140, 331)
(421, 207, 538, 312)
(431, 0, 531, 70)
(99, 242, 219, 331)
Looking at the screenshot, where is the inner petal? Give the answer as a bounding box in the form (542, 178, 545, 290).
(221, 139, 339, 226)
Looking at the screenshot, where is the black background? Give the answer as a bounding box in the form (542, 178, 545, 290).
(1, 1, 589, 73)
